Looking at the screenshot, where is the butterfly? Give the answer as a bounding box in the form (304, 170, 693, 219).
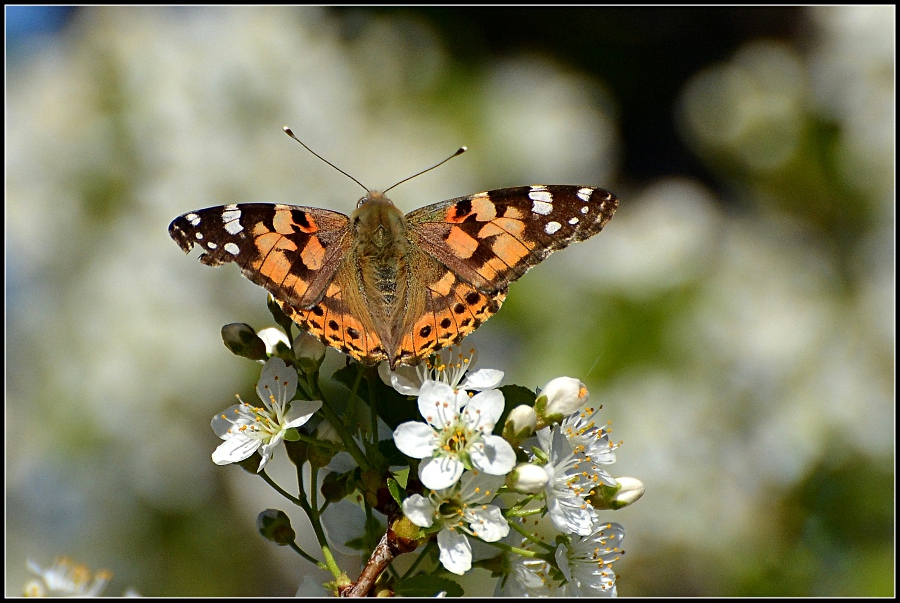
(169, 144, 617, 368)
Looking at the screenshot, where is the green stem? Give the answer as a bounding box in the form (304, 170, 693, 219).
(258, 469, 301, 506)
(258, 468, 339, 575)
(294, 432, 343, 453)
(480, 538, 546, 558)
(366, 373, 378, 446)
(505, 506, 543, 518)
(300, 463, 342, 578)
(507, 518, 556, 552)
(307, 372, 372, 471)
(400, 539, 435, 580)
(288, 540, 329, 571)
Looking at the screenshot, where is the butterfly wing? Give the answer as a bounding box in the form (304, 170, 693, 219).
(276, 261, 390, 365)
(388, 246, 507, 366)
(168, 202, 354, 316)
(405, 185, 618, 292)
(392, 185, 617, 365)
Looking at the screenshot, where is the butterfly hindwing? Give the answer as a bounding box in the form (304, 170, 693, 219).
(392, 248, 508, 366)
(276, 261, 388, 365)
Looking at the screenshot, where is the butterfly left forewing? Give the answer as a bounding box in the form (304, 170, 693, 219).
(168, 202, 352, 313)
(406, 185, 618, 292)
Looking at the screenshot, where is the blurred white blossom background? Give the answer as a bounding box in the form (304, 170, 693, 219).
(6, 6, 893, 596)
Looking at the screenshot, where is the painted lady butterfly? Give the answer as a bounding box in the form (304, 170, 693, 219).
(169, 143, 618, 368)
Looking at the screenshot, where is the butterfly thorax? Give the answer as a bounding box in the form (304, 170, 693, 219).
(350, 192, 410, 323)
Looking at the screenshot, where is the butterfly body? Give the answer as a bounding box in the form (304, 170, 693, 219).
(169, 185, 617, 368)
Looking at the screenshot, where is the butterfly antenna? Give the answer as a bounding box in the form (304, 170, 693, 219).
(382, 146, 467, 195)
(283, 126, 369, 193)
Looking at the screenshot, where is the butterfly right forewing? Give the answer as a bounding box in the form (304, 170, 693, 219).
(406, 185, 618, 292)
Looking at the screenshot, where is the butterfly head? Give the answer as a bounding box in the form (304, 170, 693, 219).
(356, 190, 393, 209)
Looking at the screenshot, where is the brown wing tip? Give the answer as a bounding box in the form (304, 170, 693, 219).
(168, 217, 197, 254)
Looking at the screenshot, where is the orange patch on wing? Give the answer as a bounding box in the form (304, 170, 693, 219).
(254, 232, 287, 257)
(259, 249, 293, 285)
(503, 205, 525, 219)
(430, 271, 456, 296)
(274, 209, 317, 234)
(445, 226, 479, 259)
(491, 234, 530, 265)
(478, 217, 526, 239)
(470, 194, 497, 221)
(300, 237, 326, 270)
(477, 257, 510, 281)
(282, 271, 310, 300)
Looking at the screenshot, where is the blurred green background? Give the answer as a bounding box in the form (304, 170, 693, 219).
(6, 6, 893, 596)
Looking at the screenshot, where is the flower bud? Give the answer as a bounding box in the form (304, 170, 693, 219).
(506, 462, 550, 494)
(588, 476, 645, 510)
(257, 509, 296, 545)
(535, 377, 589, 426)
(257, 327, 292, 358)
(502, 405, 537, 446)
(307, 421, 342, 468)
(221, 323, 268, 361)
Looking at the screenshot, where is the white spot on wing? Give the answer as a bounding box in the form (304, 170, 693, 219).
(185, 213, 201, 226)
(224, 242, 240, 255)
(225, 220, 243, 235)
(195, 232, 203, 239)
(532, 200, 553, 216)
(580, 206, 589, 214)
(528, 188, 553, 203)
(545, 221, 561, 234)
(569, 217, 579, 225)
(577, 187, 593, 202)
(207, 242, 218, 249)
(222, 206, 243, 235)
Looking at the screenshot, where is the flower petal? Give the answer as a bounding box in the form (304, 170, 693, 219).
(379, 362, 424, 396)
(211, 434, 259, 465)
(459, 368, 504, 391)
(211, 404, 246, 438)
(394, 421, 437, 459)
(465, 505, 509, 542)
(469, 434, 516, 476)
(417, 381, 463, 427)
(283, 399, 322, 428)
(419, 455, 465, 490)
(462, 389, 505, 430)
(256, 357, 297, 408)
(402, 494, 436, 528)
(437, 528, 472, 575)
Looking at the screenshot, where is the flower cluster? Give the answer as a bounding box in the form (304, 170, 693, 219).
(204, 328, 641, 596)
(380, 347, 642, 594)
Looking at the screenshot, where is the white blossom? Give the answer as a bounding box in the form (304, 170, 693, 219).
(537, 377, 590, 422)
(211, 357, 320, 471)
(24, 557, 112, 597)
(556, 522, 625, 596)
(403, 471, 509, 575)
(379, 346, 503, 396)
(536, 426, 599, 535)
(393, 381, 516, 490)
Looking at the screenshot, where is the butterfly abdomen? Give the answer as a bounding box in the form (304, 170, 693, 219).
(348, 194, 413, 329)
